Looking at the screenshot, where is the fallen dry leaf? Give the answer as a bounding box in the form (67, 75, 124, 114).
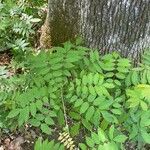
(0, 146, 4, 150)
(4, 137, 24, 150)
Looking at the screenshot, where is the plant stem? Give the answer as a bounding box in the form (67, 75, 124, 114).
(61, 86, 69, 134)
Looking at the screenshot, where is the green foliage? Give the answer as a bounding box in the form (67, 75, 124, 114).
(125, 48, 150, 87)
(0, 0, 41, 57)
(142, 48, 150, 66)
(126, 84, 150, 110)
(0, 41, 150, 149)
(79, 127, 127, 150)
(67, 72, 119, 128)
(83, 51, 131, 81)
(1, 41, 88, 134)
(34, 138, 65, 150)
(125, 67, 150, 86)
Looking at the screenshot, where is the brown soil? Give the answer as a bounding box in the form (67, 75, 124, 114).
(0, 127, 39, 150)
(0, 51, 12, 66)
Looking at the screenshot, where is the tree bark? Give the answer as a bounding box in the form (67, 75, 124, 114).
(48, 0, 80, 46)
(48, 0, 150, 61)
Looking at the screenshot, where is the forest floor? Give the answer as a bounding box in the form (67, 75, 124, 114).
(0, 128, 35, 150)
(0, 52, 11, 66)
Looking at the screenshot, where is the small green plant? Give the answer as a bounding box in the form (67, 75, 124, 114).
(5, 41, 88, 134)
(79, 127, 127, 150)
(67, 72, 118, 128)
(34, 138, 65, 150)
(125, 84, 150, 149)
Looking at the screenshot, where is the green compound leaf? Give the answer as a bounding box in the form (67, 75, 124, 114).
(80, 102, 89, 114)
(41, 123, 52, 134)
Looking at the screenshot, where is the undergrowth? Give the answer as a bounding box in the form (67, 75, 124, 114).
(0, 0, 45, 59)
(0, 40, 150, 150)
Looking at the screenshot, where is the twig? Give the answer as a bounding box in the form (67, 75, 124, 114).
(60, 86, 69, 134)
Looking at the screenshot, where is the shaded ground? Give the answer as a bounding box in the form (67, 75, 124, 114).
(0, 126, 62, 150)
(0, 51, 11, 66)
(0, 126, 40, 150)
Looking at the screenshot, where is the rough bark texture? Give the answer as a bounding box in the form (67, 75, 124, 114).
(48, 0, 80, 46)
(39, 0, 52, 49)
(48, 0, 150, 61)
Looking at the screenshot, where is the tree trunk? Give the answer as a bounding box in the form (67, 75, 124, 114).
(48, 0, 80, 46)
(48, 0, 150, 61)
